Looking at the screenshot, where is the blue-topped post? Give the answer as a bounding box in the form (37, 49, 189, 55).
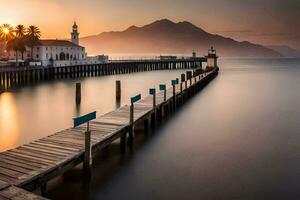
(129, 94, 141, 148)
(172, 80, 177, 110)
(73, 111, 96, 178)
(159, 84, 167, 118)
(159, 84, 166, 101)
(149, 88, 156, 128)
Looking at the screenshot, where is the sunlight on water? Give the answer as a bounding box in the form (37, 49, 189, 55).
(0, 93, 20, 151)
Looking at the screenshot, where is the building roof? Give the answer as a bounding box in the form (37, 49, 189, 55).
(39, 39, 84, 48)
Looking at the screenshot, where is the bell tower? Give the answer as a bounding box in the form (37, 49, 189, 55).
(71, 22, 79, 45)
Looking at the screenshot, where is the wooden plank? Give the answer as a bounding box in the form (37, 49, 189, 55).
(0, 186, 48, 200)
(32, 141, 79, 152)
(0, 166, 27, 180)
(26, 143, 76, 155)
(0, 154, 47, 169)
(2, 152, 56, 166)
(0, 157, 39, 171)
(0, 180, 9, 190)
(0, 162, 33, 175)
(38, 138, 83, 149)
(20, 145, 70, 157)
(10, 149, 62, 162)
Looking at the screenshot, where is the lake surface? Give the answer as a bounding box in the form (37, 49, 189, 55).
(1, 58, 300, 199)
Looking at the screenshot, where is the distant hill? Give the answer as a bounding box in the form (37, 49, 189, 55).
(267, 45, 300, 58)
(81, 19, 281, 57)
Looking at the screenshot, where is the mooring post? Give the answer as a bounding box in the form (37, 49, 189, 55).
(129, 102, 134, 148)
(129, 94, 141, 149)
(76, 82, 81, 105)
(73, 111, 96, 180)
(149, 88, 156, 129)
(172, 80, 177, 110)
(116, 80, 121, 101)
(83, 122, 92, 178)
(159, 84, 167, 118)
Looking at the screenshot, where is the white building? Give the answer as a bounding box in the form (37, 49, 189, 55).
(8, 22, 108, 67)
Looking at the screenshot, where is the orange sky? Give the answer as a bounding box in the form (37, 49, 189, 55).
(1, 0, 299, 49)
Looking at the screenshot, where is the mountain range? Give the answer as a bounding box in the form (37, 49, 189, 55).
(267, 45, 300, 58)
(81, 19, 284, 57)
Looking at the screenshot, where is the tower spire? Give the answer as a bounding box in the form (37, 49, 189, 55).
(71, 22, 79, 45)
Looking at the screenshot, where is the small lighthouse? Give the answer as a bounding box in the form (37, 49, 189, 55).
(206, 46, 218, 69)
(71, 22, 79, 45)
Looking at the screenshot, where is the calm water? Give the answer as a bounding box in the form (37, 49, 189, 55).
(1, 58, 300, 199)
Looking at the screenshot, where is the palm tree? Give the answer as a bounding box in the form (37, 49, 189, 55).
(15, 25, 27, 61)
(26, 25, 41, 60)
(27, 25, 41, 38)
(15, 24, 26, 38)
(0, 24, 14, 42)
(0, 24, 15, 59)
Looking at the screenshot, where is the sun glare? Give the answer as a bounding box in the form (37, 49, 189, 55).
(3, 27, 10, 34)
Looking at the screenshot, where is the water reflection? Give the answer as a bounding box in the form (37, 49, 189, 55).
(0, 93, 20, 152)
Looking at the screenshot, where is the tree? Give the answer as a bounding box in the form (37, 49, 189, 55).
(26, 25, 41, 60)
(15, 25, 27, 61)
(0, 24, 15, 59)
(15, 24, 26, 38)
(0, 24, 14, 42)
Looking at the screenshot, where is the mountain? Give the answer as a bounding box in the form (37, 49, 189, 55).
(81, 19, 281, 57)
(267, 45, 300, 58)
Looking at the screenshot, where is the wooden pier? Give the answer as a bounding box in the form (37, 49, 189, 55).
(0, 58, 205, 92)
(0, 66, 218, 199)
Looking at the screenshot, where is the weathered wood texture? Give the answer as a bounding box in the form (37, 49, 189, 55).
(0, 180, 48, 200)
(0, 67, 218, 194)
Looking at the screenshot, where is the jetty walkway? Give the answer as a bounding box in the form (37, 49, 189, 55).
(0, 66, 218, 199)
(0, 57, 206, 91)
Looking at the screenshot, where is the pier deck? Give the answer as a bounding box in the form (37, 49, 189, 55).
(0, 67, 218, 197)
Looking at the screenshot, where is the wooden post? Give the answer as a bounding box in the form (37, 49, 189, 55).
(129, 102, 134, 149)
(116, 80, 121, 101)
(172, 85, 176, 110)
(76, 82, 81, 105)
(180, 82, 183, 104)
(151, 89, 156, 129)
(83, 121, 92, 178)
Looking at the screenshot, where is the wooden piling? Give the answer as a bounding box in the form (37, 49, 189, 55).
(129, 103, 134, 149)
(83, 125, 92, 179)
(76, 82, 81, 105)
(116, 80, 121, 101)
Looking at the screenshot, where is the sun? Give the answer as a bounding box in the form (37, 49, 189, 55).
(3, 27, 10, 34)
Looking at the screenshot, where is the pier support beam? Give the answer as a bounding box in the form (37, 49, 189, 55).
(116, 80, 121, 101)
(76, 83, 81, 105)
(83, 128, 92, 179)
(128, 103, 134, 149)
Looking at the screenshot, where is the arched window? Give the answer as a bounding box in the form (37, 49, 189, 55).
(70, 54, 73, 60)
(59, 52, 66, 60)
(56, 54, 58, 60)
(66, 53, 70, 60)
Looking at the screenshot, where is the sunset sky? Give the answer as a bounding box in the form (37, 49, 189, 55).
(1, 0, 299, 49)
